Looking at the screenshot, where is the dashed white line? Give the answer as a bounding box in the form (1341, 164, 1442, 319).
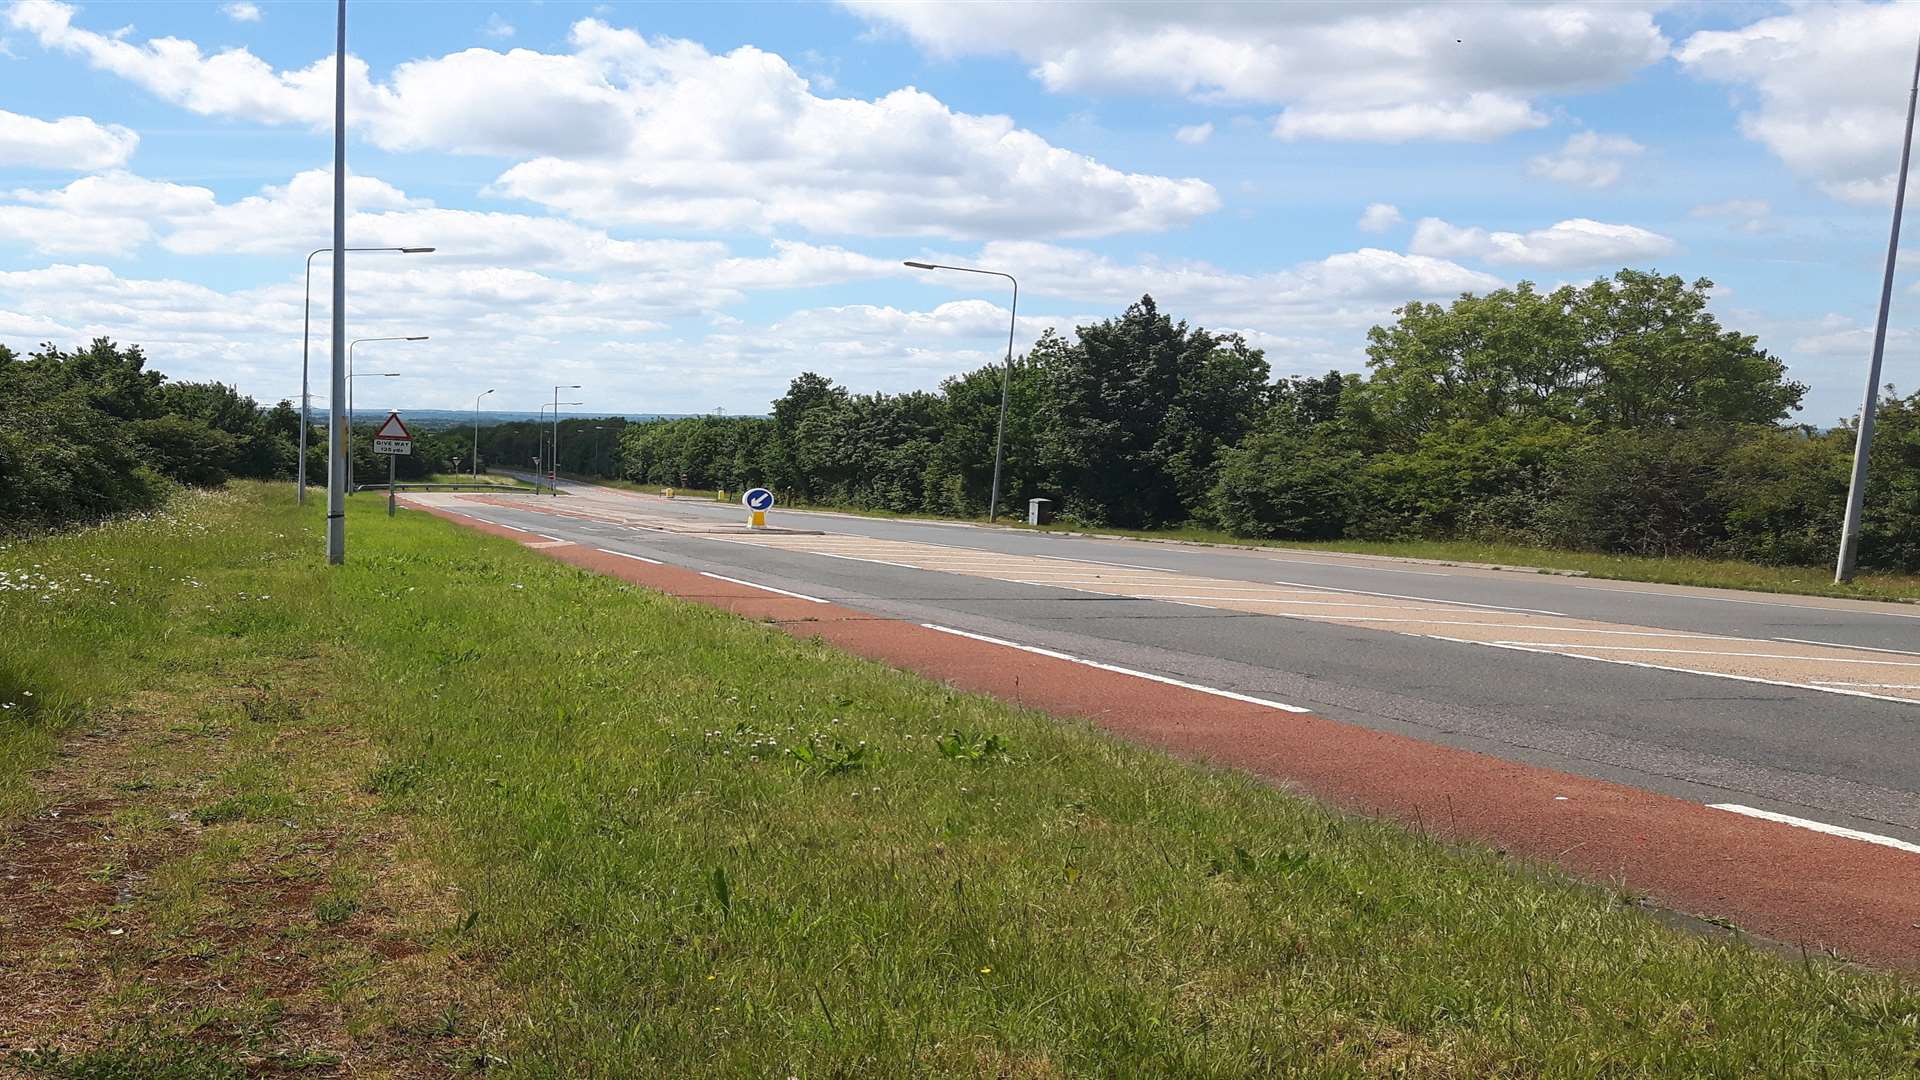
(698, 571, 829, 604)
(921, 623, 1313, 713)
(1709, 804, 1920, 856)
(489, 522, 530, 533)
(596, 548, 662, 565)
(532, 533, 568, 542)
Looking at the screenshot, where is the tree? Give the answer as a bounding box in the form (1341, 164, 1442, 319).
(1036, 297, 1269, 527)
(1364, 271, 1805, 443)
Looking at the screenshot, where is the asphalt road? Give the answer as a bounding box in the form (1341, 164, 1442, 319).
(446, 479, 1920, 846)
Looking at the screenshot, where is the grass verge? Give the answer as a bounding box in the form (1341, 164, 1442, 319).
(3, 483, 1918, 1076)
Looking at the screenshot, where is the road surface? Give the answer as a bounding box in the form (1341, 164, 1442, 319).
(422, 479, 1920, 852)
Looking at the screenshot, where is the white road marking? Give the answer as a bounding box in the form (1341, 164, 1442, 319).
(809, 551, 923, 570)
(1812, 682, 1920, 689)
(922, 624, 1313, 713)
(1267, 557, 1450, 577)
(1488, 643, 1920, 667)
(597, 548, 662, 565)
(1436, 637, 1920, 707)
(1273, 579, 1569, 618)
(1029, 553, 1175, 573)
(533, 533, 568, 542)
(698, 571, 829, 604)
(1573, 585, 1920, 620)
(1775, 637, 1920, 658)
(1709, 804, 1920, 856)
(489, 522, 530, 533)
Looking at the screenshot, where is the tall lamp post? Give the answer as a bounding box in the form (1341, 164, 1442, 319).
(552, 384, 582, 496)
(325, 0, 348, 562)
(298, 245, 433, 505)
(347, 333, 425, 489)
(904, 260, 1018, 521)
(1837, 34, 1920, 583)
(537, 401, 584, 493)
(473, 388, 495, 479)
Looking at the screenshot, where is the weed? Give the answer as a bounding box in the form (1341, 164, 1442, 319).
(935, 729, 1009, 764)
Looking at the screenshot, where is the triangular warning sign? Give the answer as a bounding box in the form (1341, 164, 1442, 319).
(373, 412, 412, 440)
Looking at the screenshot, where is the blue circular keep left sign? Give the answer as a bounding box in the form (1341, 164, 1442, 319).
(743, 487, 775, 511)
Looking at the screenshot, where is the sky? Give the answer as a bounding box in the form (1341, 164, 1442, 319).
(2, 0, 1918, 423)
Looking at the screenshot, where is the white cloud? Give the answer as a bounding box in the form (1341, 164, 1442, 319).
(6, 3, 1217, 239)
(911, 241, 1503, 336)
(1678, 4, 1919, 205)
(1527, 131, 1643, 188)
(1275, 93, 1546, 143)
(0, 106, 136, 169)
(1410, 216, 1676, 268)
(1357, 202, 1403, 233)
(1690, 198, 1771, 233)
(1174, 121, 1213, 145)
(845, 1, 1665, 143)
(220, 2, 260, 23)
(481, 13, 514, 39)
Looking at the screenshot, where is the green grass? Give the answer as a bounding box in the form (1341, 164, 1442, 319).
(5, 484, 1920, 1076)
(424, 472, 535, 489)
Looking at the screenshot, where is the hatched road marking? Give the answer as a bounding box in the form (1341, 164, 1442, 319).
(707, 531, 1920, 706)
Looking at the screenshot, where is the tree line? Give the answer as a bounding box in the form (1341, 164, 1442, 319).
(605, 270, 1920, 573)
(0, 339, 486, 535)
(7, 269, 1917, 571)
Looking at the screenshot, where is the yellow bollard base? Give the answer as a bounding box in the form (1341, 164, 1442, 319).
(749, 510, 766, 529)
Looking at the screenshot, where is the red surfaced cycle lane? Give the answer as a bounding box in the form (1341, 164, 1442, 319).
(415, 501, 1920, 968)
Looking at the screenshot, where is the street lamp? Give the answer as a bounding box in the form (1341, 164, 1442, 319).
(345, 336, 426, 490)
(298, 245, 433, 505)
(537, 401, 585, 493)
(552, 384, 582, 497)
(1837, 35, 1920, 582)
(904, 260, 1019, 521)
(473, 388, 495, 479)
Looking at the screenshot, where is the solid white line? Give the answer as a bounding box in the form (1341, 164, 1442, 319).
(921, 623, 1313, 713)
(1813, 682, 1920, 689)
(1272, 579, 1570, 618)
(1776, 637, 1920, 658)
(1488, 643, 1920, 667)
(1437, 637, 1920, 707)
(811, 551, 924, 570)
(698, 571, 829, 603)
(596, 548, 662, 565)
(1572, 585, 1920, 620)
(1267, 557, 1450, 577)
(1029, 553, 1175, 573)
(1709, 804, 1920, 856)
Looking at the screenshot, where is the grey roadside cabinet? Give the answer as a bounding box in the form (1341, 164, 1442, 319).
(1027, 498, 1053, 526)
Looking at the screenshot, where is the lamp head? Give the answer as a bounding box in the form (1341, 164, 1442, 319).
(903, 260, 936, 270)
(401, 247, 435, 254)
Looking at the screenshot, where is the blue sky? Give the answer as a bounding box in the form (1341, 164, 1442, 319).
(1, 0, 1916, 422)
